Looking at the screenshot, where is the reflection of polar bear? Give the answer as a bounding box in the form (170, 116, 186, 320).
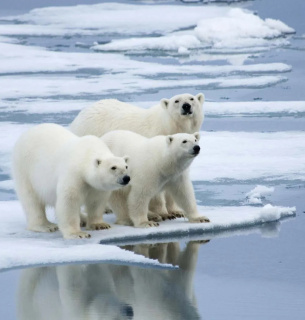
(70, 93, 205, 217)
(17, 241, 205, 320)
(12, 123, 130, 239)
(102, 130, 209, 227)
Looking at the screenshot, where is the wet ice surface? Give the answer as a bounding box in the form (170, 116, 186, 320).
(1, 0, 305, 319)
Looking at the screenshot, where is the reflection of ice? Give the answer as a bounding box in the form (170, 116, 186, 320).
(17, 241, 204, 320)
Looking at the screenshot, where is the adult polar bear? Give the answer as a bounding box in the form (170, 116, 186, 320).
(101, 130, 209, 227)
(70, 93, 205, 218)
(12, 124, 130, 239)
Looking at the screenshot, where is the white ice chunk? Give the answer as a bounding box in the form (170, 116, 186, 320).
(246, 185, 275, 204)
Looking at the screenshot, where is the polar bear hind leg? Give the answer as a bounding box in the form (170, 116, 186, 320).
(17, 179, 58, 233)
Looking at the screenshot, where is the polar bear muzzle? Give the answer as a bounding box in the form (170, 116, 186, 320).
(181, 102, 193, 115)
(119, 175, 131, 185)
(192, 145, 200, 155)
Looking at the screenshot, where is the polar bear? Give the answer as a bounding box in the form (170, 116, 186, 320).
(101, 130, 210, 227)
(12, 123, 130, 239)
(70, 93, 204, 138)
(70, 93, 205, 218)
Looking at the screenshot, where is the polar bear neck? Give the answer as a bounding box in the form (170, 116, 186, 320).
(149, 137, 194, 180)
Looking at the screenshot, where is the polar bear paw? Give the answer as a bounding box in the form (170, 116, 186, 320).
(28, 223, 58, 233)
(169, 210, 184, 218)
(148, 211, 163, 222)
(88, 222, 111, 230)
(104, 206, 113, 214)
(137, 221, 159, 228)
(64, 231, 91, 239)
(189, 216, 210, 223)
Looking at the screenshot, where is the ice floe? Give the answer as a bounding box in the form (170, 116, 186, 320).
(0, 74, 287, 99)
(246, 185, 275, 204)
(0, 200, 295, 271)
(1, 4, 293, 54)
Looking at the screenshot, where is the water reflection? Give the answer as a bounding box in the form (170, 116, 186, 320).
(18, 241, 208, 320)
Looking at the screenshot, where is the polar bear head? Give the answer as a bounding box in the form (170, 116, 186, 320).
(161, 93, 204, 120)
(86, 155, 130, 191)
(166, 132, 201, 160)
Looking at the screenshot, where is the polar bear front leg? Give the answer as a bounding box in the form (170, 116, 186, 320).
(85, 191, 111, 230)
(166, 175, 210, 223)
(128, 191, 159, 228)
(164, 192, 184, 218)
(148, 193, 169, 221)
(56, 188, 91, 239)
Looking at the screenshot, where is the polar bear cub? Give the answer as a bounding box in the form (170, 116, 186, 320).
(101, 130, 209, 227)
(70, 93, 204, 138)
(12, 124, 130, 239)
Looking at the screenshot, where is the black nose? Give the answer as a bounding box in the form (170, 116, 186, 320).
(193, 145, 200, 154)
(122, 175, 130, 185)
(121, 304, 134, 318)
(182, 103, 191, 112)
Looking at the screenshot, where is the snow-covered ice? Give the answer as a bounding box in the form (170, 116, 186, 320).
(246, 185, 275, 204)
(0, 200, 295, 271)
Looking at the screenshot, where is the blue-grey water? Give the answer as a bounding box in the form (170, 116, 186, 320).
(1, 0, 305, 319)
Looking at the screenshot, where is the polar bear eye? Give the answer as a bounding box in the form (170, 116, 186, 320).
(175, 100, 179, 103)
(190, 98, 194, 101)
(182, 140, 187, 144)
(111, 166, 117, 170)
(126, 166, 128, 169)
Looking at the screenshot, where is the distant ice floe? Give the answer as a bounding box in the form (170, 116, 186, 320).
(0, 74, 287, 99)
(246, 185, 275, 204)
(0, 200, 295, 270)
(0, 42, 291, 76)
(1, 4, 294, 54)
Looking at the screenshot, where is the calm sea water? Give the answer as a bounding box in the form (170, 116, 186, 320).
(1, 0, 305, 319)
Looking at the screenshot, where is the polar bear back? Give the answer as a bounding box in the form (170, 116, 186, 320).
(70, 94, 204, 138)
(70, 99, 167, 138)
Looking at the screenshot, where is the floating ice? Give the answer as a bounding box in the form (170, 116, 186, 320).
(0, 74, 287, 99)
(0, 42, 290, 76)
(246, 185, 275, 204)
(1, 4, 293, 54)
(0, 200, 295, 270)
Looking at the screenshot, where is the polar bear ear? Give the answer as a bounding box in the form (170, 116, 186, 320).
(194, 132, 200, 141)
(95, 159, 102, 166)
(196, 93, 205, 104)
(123, 156, 129, 163)
(161, 98, 170, 109)
(166, 136, 174, 144)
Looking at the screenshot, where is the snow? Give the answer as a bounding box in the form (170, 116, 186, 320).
(246, 185, 275, 204)
(0, 200, 295, 270)
(0, 42, 291, 76)
(0, 75, 287, 99)
(191, 131, 305, 181)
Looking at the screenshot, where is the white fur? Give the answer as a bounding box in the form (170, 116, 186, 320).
(70, 93, 205, 217)
(101, 130, 209, 227)
(70, 93, 204, 138)
(12, 123, 129, 239)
